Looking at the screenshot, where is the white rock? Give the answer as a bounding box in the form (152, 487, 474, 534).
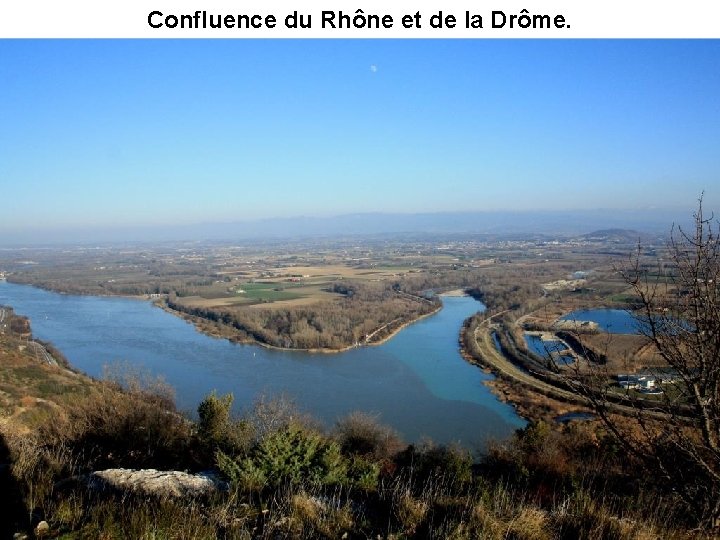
(34, 521, 50, 536)
(89, 468, 225, 498)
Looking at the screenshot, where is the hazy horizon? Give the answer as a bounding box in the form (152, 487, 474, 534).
(1, 39, 718, 242)
(0, 207, 694, 246)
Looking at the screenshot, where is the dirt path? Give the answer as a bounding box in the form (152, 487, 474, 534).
(363, 317, 403, 343)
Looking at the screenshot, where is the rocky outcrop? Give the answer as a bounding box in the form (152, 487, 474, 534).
(85, 468, 226, 498)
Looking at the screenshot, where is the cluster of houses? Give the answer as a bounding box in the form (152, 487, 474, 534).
(616, 370, 682, 395)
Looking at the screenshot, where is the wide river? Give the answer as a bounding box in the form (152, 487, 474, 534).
(0, 281, 525, 448)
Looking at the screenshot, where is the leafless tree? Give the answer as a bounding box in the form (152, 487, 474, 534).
(572, 196, 720, 528)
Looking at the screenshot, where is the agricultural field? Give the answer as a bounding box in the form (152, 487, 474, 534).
(172, 262, 418, 313)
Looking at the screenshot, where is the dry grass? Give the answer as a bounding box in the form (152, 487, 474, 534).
(507, 507, 552, 540)
(395, 491, 429, 534)
(576, 334, 665, 371)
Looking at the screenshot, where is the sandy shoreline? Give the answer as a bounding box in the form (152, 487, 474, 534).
(439, 288, 468, 297)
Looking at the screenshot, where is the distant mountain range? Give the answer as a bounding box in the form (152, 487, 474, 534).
(2, 209, 691, 246)
(580, 228, 659, 243)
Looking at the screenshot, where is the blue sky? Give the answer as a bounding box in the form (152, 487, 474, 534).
(1, 39, 718, 233)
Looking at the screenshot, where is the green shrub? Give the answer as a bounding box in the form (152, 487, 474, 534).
(347, 455, 380, 491)
(198, 391, 234, 444)
(218, 424, 349, 491)
(197, 392, 253, 462)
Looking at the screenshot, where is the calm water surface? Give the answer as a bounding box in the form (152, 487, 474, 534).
(0, 281, 525, 447)
(560, 309, 639, 334)
(523, 334, 574, 365)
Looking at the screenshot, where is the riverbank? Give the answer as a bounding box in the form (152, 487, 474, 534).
(5, 276, 155, 302)
(0, 313, 106, 436)
(439, 288, 468, 297)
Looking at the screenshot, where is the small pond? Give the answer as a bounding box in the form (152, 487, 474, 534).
(560, 309, 639, 334)
(523, 334, 575, 366)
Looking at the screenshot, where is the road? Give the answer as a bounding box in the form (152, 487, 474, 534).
(26, 340, 58, 366)
(470, 312, 585, 403)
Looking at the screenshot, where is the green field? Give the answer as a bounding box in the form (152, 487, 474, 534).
(235, 282, 306, 302)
